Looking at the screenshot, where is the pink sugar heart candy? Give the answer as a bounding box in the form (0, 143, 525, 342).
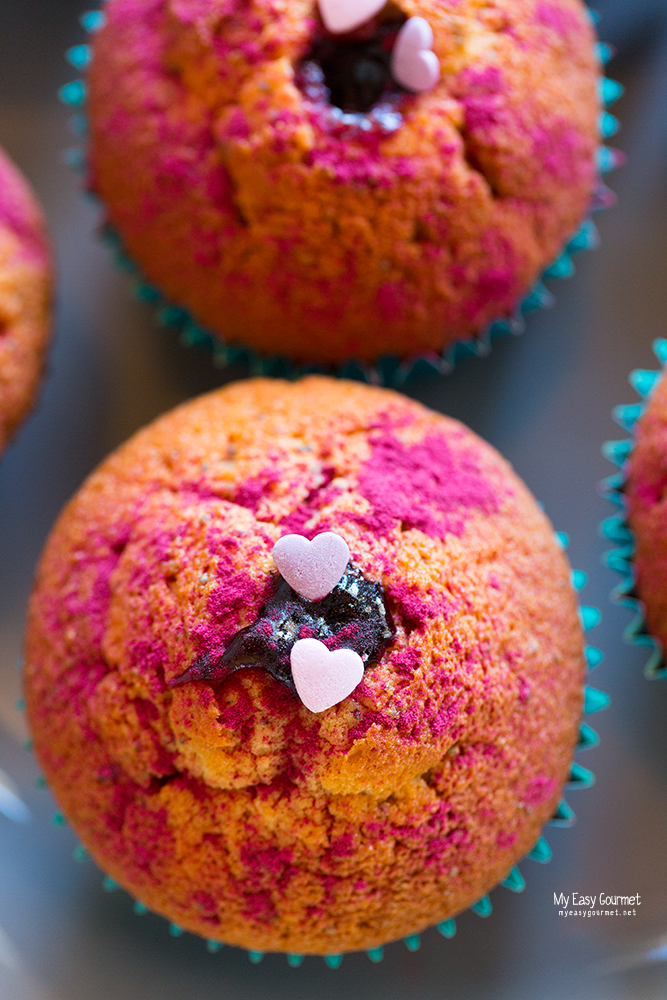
(290, 638, 364, 713)
(391, 16, 440, 93)
(318, 0, 386, 35)
(272, 531, 350, 602)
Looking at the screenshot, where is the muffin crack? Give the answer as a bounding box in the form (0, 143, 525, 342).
(458, 128, 504, 200)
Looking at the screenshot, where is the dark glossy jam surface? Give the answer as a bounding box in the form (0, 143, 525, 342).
(295, 16, 409, 139)
(298, 17, 406, 114)
(174, 562, 395, 693)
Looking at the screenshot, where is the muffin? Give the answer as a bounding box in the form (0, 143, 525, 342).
(0, 147, 52, 453)
(609, 344, 667, 677)
(25, 377, 585, 954)
(84, 0, 602, 365)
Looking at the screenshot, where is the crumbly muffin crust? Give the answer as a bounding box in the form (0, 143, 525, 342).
(0, 149, 52, 452)
(25, 377, 584, 952)
(88, 0, 600, 363)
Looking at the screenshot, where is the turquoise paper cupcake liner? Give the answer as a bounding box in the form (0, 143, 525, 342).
(24, 529, 607, 967)
(601, 338, 667, 680)
(59, 8, 622, 386)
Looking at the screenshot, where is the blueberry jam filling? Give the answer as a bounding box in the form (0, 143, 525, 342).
(295, 15, 408, 128)
(173, 562, 395, 694)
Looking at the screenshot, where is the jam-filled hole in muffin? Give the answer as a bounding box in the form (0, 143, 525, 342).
(173, 560, 396, 694)
(297, 4, 408, 115)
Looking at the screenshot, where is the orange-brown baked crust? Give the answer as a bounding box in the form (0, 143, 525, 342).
(26, 377, 584, 952)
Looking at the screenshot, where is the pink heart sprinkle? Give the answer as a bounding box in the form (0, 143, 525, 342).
(317, 0, 386, 35)
(391, 17, 440, 93)
(272, 531, 350, 602)
(290, 638, 364, 713)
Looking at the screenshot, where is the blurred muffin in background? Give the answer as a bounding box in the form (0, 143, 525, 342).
(0, 147, 52, 454)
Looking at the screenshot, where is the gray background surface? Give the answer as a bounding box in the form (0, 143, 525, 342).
(1, 1, 667, 997)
